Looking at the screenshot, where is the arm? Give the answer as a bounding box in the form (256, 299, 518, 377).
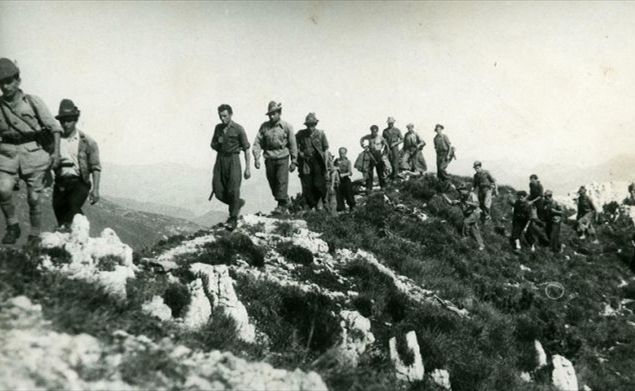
(90, 171, 101, 204)
(252, 127, 263, 169)
(238, 127, 251, 179)
(210, 125, 220, 151)
(87, 139, 102, 204)
(488, 172, 498, 194)
(442, 194, 458, 206)
(444, 135, 452, 159)
(29, 95, 62, 167)
(339, 160, 352, 178)
(287, 123, 298, 170)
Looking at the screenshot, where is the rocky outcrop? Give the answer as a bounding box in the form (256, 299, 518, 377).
(190, 263, 256, 343)
(389, 331, 424, 382)
(182, 278, 212, 329)
(141, 295, 172, 321)
(338, 310, 375, 365)
(552, 355, 578, 391)
(535, 340, 547, 369)
(39, 214, 137, 300)
(430, 368, 451, 390)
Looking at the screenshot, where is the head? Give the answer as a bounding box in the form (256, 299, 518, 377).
(529, 174, 538, 184)
(370, 125, 379, 136)
(544, 190, 553, 200)
(387, 117, 395, 128)
(266, 101, 282, 123)
(59, 115, 79, 135)
(516, 190, 528, 200)
(217, 104, 233, 124)
(578, 186, 586, 195)
(473, 161, 482, 172)
(434, 124, 444, 133)
(0, 58, 21, 99)
(55, 99, 80, 135)
(304, 112, 318, 130)
(406, 123, 414, 132)
(338, 147, 347, 159)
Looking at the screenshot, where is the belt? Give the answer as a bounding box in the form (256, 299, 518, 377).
(56, 175, 82, 183)
(218, 152, 240, 156)
(1, 136, 38, 145)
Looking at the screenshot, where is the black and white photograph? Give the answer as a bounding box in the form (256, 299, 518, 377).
(1, 1, 634, 390)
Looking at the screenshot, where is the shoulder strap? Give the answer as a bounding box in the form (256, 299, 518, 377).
(24, 95, 46, 130)
(0, 101, 30, 137)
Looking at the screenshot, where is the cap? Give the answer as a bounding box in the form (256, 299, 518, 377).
(473, 161, 482, 168)
(304, 112, 318, 125)
(0, 58, 19, 80)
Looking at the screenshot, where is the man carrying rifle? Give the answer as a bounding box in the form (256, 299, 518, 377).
(359, 125, 388, 194)
(0, 58, 61, 244)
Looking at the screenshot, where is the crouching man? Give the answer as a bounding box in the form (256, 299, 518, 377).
(53, 99, 101, 228)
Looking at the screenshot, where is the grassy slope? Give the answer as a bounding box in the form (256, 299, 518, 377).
(0, 174, 633, 391)
(301, 174, 635, 391)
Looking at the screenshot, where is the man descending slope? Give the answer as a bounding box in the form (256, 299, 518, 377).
(52, 99, 101, 228)
(0, 58, 62, 244)
(296, 112, 329, 211)
(382, 116, 403, 180)
(253, 101, 297, 214)
(472, 161, 497, 223)
(210, 104, 251, 230)
(539, 190, 564, 253)
(443, 184, 485, 251)
(576, 186, 598, 243)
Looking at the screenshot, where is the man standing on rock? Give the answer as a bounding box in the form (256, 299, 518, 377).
(382, 117, 403, 180)
(433, 124, 452, 182)
(0, 58, 62, 244)
(359, 125, 388, 194)
(252, 101, 297, 214)
(52, 99, 101, 228)
(472, 161, 497, 223)
(210, 104, 250, 230)
(296, 112, 329, 211)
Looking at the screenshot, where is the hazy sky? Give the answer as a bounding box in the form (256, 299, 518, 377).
(2, 1, 634, 174)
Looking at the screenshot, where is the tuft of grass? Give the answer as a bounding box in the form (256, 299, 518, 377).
(273, 220, 301, 237)
(277, 241, 314, 265)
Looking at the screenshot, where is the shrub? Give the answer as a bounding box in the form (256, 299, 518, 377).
(277, 241, 314, 265)
(163, 282, 191, 318)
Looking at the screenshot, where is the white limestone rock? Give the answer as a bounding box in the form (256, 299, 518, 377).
(181, 278, 212, 330)
(338, 310, 375, 365)
(535, 340, 547, 369)
(430, 368, 451, 389)
(552, 355, 578, 391)
(389, 331, 424, 382)
(190, 263, 256, 343)
(142, 295, 173, 321)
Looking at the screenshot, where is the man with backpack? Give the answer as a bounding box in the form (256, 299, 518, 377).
(0, 58, 61, 244)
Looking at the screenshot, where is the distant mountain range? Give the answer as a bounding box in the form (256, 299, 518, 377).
(0, 189, 201, 250)
(100, 162, 302, 219)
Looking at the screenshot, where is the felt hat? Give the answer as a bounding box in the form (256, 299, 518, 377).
(406, 122, 414, 129)
(55, 99, 80, 120)
(304, 112, 319, 125)
(266, 101, 282, 115)
(387, 116, 396, 124)
(0, 58, 19, 80)
(435, 124, 444, 131)
(516, 190, 528, 197)
(473, 161, 482, 168)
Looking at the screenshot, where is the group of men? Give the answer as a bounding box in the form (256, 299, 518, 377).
(0, 58, 101, 244)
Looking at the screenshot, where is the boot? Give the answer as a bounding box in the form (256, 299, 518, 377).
(2, 223, 21, 245)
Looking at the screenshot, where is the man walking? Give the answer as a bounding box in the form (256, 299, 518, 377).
(359, 125, 388, 194)
(472, 161, 497, 222)
(296, 112, 329, 210)
(400, 123, 426, 175)
(443, 184, 485, 250)
(576, 186, 598, 242)
(540, 190, 564, 253)
(252, 101, 297, 214)
(433, 124, 452, 181)
(0, 58, 62, 244)
(382, 117, 403, 180)
(52, 99, 101, 228)
(210, 104, 250, 230)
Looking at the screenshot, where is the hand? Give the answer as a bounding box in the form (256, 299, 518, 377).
(50, 153, 61, 170)
(244, 169, 251, 180)
(254, 160, 261, 169)
(89, 189, 100, 205)
(289, 162, 297, 172)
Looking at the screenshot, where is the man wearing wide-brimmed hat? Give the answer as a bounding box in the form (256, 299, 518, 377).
(382, 116, 403, 180)
(53, 99, 101, 228)
(295, 112, 329, 210)
(0, 58, 62, 244)
(252, 101, 297, 214)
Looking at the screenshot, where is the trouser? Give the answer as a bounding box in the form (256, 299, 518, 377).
(388, 147, 400, 178)
(545, 220, 561, 252)
(336, 176, 356, 211)
(477, 187, 493, 219)
(212, 153, 243, 219)
(366, 157, 386, 193)
(463, 212, 484, 248)
(265, 156, 289, 205)
(299, 158, 326, 209)
(401, 148, 426, 173)
(0, 169, 46, 235)
(510, 218, 529, 249)
(436, 153, 450, 180)
(53, 176, 90, 227)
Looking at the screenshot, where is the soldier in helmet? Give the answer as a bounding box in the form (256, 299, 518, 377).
(0, 58, 62, 244)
